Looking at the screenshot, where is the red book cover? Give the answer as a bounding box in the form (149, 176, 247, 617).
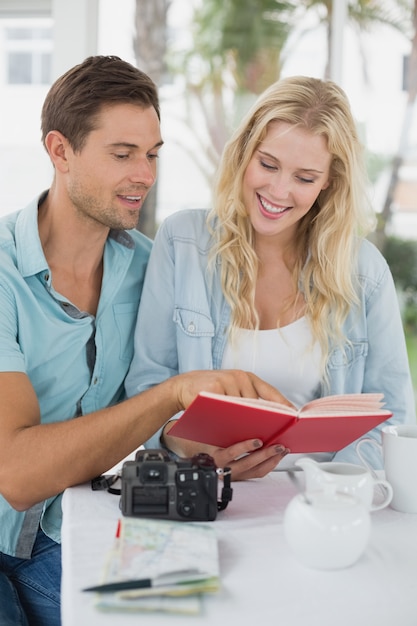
(168, 392, 392, 454)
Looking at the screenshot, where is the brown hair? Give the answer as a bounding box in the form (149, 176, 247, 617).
(41, 55, 160, 152)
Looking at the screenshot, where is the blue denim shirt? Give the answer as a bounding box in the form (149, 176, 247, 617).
(0, 194, 152, 557)
(125, 208, 415, 470)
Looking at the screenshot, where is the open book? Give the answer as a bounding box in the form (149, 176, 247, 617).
(168, 392, 392, 454)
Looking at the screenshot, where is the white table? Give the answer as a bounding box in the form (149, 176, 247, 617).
(61, 470, 417, 626)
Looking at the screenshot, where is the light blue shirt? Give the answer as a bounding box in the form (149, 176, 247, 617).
(125, 208, 416, 470)
(0, 193, 152, 557)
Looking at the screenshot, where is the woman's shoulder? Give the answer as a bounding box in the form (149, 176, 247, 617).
(157, 208, 213, 242)
(357, 237, 387, 263)
(357, 237, 390, 279)
(161, 208, 210, 227)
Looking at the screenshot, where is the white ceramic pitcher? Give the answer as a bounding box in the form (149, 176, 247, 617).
(283, 484, 371, 569)
(294, 457, 393, 511)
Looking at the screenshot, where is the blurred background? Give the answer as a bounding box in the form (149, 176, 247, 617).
(0, 0, 416, 398)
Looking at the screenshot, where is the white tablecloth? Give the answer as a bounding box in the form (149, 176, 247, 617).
(61, 471, 417, 626)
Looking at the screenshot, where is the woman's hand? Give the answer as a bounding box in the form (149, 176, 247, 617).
(208, 439, 291, 481)
(163, 426, 291, 481)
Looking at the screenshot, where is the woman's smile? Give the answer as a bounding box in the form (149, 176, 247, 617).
(257, 192, 291, 218)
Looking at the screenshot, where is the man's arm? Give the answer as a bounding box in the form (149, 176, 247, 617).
(0, 369, 289, 510)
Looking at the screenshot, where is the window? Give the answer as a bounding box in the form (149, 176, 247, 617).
(3, 18, 52, 85)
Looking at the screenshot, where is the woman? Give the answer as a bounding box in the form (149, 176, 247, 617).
(125, 75, 415, 477)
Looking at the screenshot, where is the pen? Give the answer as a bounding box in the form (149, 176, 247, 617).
(82, 569, 211, 593)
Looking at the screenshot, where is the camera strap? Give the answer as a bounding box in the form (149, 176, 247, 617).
(91, 472, 122, 495)
(216, 467, 233, 511)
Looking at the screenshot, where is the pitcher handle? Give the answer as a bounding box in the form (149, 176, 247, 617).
(355, 437, 381, 481)
(356, 437, 393, 511)
(369, 477, 393, 511)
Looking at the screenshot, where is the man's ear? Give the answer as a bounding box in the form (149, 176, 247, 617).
(44, 130, 71, 173)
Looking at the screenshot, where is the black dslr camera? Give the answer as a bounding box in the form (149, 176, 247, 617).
(120, 449, 231, 521)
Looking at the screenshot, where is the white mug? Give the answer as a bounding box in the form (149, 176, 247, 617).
(297, 458, 393, 512)
(356, 425, 417, 514)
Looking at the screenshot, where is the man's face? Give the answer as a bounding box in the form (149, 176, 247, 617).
(66, 103, 163, 231)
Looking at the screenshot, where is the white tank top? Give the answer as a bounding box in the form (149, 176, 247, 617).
(221, 317, 333, 468)
(222, 317, 321, 407)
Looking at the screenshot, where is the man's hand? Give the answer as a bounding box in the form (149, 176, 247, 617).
(171, 369, 293, 412)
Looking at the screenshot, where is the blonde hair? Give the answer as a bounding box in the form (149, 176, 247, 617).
(207, 75, 375, 377)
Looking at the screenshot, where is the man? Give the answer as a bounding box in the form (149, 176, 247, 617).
(0, 56, 288, 625)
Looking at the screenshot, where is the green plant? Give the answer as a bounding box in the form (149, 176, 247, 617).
(382, 236, 417, 293)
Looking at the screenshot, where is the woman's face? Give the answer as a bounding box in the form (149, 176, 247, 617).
(242, 121, 331, 243)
